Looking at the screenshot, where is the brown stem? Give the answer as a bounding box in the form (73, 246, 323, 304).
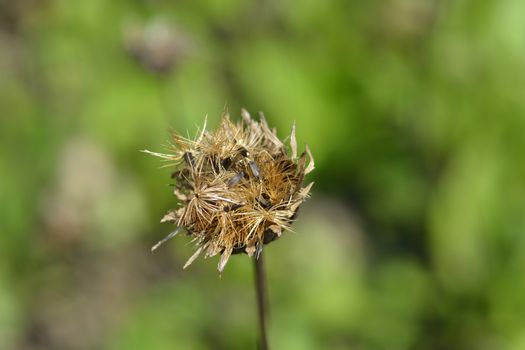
(254, 251, 269, 350)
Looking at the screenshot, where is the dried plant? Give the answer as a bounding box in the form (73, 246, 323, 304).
(143, 109, 314, 273)
(123, 17, 190, 75)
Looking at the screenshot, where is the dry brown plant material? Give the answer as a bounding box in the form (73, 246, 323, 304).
(143, 110, 314, 273)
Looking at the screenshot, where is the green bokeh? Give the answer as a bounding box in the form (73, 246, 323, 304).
(1, 0, 524, 349)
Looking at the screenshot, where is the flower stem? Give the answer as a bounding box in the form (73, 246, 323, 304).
(254, 251, 269, 350)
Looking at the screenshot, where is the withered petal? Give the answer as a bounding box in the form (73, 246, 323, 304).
(183, 246, 203, 269)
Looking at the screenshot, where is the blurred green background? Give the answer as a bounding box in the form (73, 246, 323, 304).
(1, 0, 525, 349)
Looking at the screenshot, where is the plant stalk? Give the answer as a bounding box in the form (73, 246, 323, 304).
(254, 251, 269, 350)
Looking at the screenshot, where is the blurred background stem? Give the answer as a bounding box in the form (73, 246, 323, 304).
(155, 77, 174, 126)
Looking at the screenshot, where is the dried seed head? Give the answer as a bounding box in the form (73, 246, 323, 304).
(123, 17, 190, 75)
(143, 110, 314, 272)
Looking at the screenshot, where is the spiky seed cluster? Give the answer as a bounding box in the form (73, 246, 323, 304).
(144, 110, 314, 272)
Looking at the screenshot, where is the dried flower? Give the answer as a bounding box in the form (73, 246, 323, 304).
(143, 110, 314, 272)
(123, 17, 190, 74)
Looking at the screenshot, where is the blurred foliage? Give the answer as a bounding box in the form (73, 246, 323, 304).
(1, 0, 525, 349)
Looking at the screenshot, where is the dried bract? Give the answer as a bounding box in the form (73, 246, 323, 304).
(143, 110, 314, 272)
